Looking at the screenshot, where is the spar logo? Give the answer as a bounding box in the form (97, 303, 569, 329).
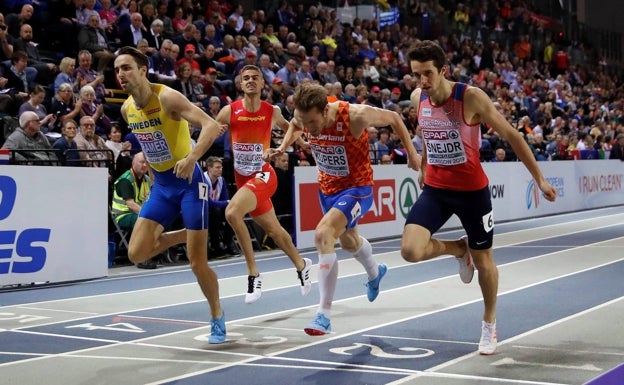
(0, 176, 51, 274)
(526, 177, 565, 209)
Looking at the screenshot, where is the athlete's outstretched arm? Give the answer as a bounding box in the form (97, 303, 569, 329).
(264, 117, 304, 161)
(466, 87, 556, 201)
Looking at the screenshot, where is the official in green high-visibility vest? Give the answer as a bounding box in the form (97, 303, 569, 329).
(112, 151, 151, 230)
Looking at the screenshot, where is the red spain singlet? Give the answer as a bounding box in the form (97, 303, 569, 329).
(418, 83, 489, 191)
(229, 99, 277, 216)
(305, 102, 373, 196)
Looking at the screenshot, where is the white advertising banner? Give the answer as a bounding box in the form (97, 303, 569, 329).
(294, 160, 624, 250)
(0, 166, 109, 286)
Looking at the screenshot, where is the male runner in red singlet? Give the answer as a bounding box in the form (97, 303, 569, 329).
(215, 65, 312, 304)
(265, 84, 421, 335)
(403, 40, 558, 355)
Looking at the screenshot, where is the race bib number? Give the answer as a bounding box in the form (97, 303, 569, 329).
(135, 130, 173, 165)
(310, 143, 349, 176)
(423, 129, 467, 166)
(198, 182, 209, 201)
(232, 142, 263, 176)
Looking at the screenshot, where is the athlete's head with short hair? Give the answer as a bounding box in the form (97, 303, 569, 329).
(293, 84, 329, 136)
(293, 83, 328, 114)
(115, 46, 151, 94)
(408, 40, 449, 96)
(239, 65, 264, 96)
(117, 46, 149, 71)
(407, 40, 447, 72)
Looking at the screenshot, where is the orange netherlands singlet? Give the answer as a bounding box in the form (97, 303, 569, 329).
(305, 102, 373, 196)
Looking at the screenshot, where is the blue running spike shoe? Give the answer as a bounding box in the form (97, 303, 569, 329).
(366, 263, 387, 302)
(209, 311, 226, 344)
(304, 312, 331, 336)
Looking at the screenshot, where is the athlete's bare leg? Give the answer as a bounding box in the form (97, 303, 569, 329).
(225, 187, 260, 276)
(472, 248, 498, 323)
(187, 229, 223, 318)
(127, 218, 186, 263)
(253, 208, 305, 271)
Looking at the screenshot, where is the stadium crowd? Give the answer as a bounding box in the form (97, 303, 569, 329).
(2, 1, 623, 165)
(1, 0, 623, 262)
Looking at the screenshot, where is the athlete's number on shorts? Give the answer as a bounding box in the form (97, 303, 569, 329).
(255, 171, 270, 184)
(198, 182, 209, 201)
(482, 210, 494, 233)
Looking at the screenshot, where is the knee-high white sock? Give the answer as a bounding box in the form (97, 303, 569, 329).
(317, 253, 338, 316)
(353, 236, 378, 280)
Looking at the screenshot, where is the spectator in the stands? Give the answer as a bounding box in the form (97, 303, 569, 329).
(150, 39, 176, 84)
(145, 19, 164, 52)
(74, 115, 112, 166)
(169, 44, 180, 61)
(13, 24, 57, 86)
(232, 49, 258, 75)
(2, 110, 56, 163)
(203, 67, 231, 105)
(119, 12, 148, 50)
(0, 12, 15, 63)
(609, 134, 624, 160)
(77, 14, 115, 73)
(50, 82, 82, 134)
(79, 85, 112, 139)
(75, 50, 108, 105)
(18, 85, 56, 134)
(177, 43, 200, 70)
(52, 119, 80, 165)
(207, 96, 221, 119)
(171, 62, 193, 99)
(154, 1, 173, 38)
(99, 0, 119, 35)
(171, 6, 191, 35)
(54, 57, 79, 95)
(276, 58, 297, 91)
(173, 23, 198, 59)
(140, 2, 157, 34)
(204, 156, 239, 258)
(5, 4, 34, 39)
(0, 50, 31, 112)
(491, 147, 508, 162)
(258, 53, 276, 85)
(105, 122, 131, 162)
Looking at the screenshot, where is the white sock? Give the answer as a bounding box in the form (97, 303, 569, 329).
(317, 253, 337, 316)
(353, 236, 377, 280)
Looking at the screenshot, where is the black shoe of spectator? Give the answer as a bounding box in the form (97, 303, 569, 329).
(137, 259, 157, 269)
(209, 248, 226, 259)
(175, 245, 187, 261)
(226, 241, 242, 256)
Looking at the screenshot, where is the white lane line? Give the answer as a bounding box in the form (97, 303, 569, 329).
(17, 306, 99, 315)
(363, 334, 477, 346)
(511, 345, 624, 357)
